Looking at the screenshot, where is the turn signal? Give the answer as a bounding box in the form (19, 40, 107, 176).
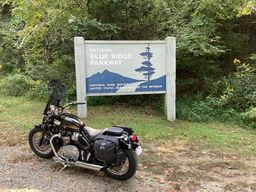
(130, 134, 137, 142)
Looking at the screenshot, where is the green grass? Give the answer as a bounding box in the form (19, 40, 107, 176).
(0, 96, 44, 130)
(0, 96, 256, 155)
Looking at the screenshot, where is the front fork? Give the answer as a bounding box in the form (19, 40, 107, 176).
(36, 124, 52, 146)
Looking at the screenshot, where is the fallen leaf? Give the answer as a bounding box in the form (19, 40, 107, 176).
(160, 178, 165, 183)
(153, 174, 160, 178)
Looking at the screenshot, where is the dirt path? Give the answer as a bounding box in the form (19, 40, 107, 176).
(0, 133, 255, 191)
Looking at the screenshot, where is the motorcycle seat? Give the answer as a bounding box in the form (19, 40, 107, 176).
(104, 127, 123, 136)
(83, 126, 123, 141)
(84, 126, 106, 141)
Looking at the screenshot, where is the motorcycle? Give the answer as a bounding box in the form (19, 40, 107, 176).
(28, 79, 142, 181)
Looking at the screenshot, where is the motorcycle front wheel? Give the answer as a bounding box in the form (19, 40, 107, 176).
(105, 149, 138, 181)
(28, 127, 54, 159)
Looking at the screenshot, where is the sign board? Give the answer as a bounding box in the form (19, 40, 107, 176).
(74, 37, 176, 121)
(85, 42, 166, 95)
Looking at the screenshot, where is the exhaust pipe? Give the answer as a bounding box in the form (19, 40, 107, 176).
(71, 161, 105, 171)
(53, 157, 106, 172)
(50, 134, 105, 172)
(50, 133, 68, 162)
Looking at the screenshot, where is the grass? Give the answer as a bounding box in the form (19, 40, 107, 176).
(0, 96, 44, 131)
(0, 95, 256, 155)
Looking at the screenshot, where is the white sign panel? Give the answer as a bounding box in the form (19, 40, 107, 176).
(85, 42, 166, 96)
(74, 38, 176, 121)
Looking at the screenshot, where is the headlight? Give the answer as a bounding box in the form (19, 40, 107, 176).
(49, 105, 61, 116)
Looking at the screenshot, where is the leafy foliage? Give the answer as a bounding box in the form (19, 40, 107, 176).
(0, 0, 256, 128)
(0, 74, 32, 96)
(178, 58, 256, 128)
(1, 1, 255, 82)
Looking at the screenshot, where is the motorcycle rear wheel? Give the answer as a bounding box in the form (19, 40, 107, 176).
(28, 127, 54, 159)
(105, 149, 137, 181)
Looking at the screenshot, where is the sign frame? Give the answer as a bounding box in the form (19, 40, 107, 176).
(74, 37, 176, 121)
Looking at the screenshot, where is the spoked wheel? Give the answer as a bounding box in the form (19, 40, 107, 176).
(28, 127, 54, 159)
(105, 150, 137, 181)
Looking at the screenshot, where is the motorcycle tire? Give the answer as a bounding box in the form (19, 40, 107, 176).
(28, 127, 54, 159)
(105, 149, 137, 181)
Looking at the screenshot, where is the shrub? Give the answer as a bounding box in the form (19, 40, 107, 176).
(26, 80, 49, 100)
(243, 108, 256, 128)
(177, 59, 256, 128)
(0, 74, 49, 99)
(0, 74, 32, 96)
(177, 96, 220, 122)
(206, 59, 256, 112)
(177, 96, 247, 125)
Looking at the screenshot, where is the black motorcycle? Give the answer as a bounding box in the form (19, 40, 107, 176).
(28, 80, 142, 181)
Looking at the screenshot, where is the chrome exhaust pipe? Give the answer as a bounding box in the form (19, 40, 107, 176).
(50, 134, 105, 172)
(71, 161, 105, 171)
(50, 133, 68, 162)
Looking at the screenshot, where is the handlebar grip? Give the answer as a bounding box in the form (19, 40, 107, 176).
(65, 102, 86, 107)
(76, 102, 86, 105)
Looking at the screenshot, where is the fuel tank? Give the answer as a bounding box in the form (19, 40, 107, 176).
(59, 113, 85, 131)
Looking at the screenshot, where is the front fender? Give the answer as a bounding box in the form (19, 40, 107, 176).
(34, 124, 46, 130)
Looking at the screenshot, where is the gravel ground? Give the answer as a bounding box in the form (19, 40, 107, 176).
(1, 140, 256, 192)
(0, 144, 168, 192)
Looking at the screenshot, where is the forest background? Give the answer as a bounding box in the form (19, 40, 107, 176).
(0, 0, 256, 128)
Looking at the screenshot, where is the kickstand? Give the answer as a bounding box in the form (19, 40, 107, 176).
(59, 163, 70, 172)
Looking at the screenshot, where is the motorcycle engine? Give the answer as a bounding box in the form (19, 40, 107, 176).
(58, 145, 79, 161)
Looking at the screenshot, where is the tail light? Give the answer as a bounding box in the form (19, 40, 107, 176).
(130, 134, 137, 142)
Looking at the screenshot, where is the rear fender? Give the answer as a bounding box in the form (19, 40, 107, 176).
(118, 139, 131, 150)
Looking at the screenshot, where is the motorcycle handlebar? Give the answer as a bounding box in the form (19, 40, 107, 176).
(63, 101, 86, 108)
(76, 102, 86, 105)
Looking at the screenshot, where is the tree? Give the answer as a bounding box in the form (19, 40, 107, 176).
(135, 46, 155, 82)
(1, 0, 255, 96)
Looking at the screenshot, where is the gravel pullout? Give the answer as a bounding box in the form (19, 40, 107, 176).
(0, 144, 167, 192)
(1, 141, 256, 192)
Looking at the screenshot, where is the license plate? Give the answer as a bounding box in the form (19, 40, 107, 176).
(135, 146, 142, 156)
